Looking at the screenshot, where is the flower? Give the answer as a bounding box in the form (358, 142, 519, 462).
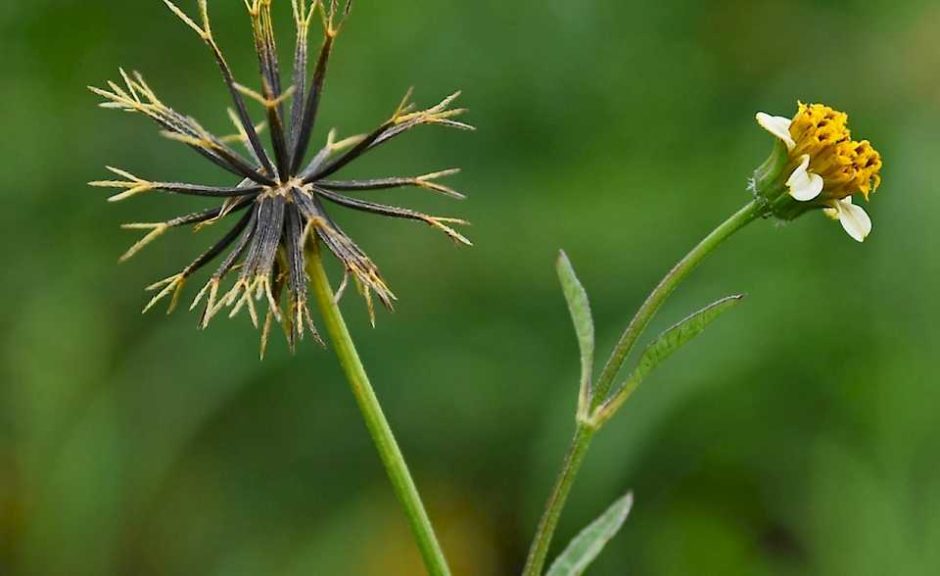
(754, 102, 882, 242)
(90, 0, 472, 354)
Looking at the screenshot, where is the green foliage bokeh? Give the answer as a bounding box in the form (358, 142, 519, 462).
(2, 0, 939, 574)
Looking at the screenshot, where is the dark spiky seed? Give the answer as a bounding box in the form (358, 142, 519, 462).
(90, 0, 473, 356)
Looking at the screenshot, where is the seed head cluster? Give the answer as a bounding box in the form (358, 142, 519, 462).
(90, 0, 472, 354)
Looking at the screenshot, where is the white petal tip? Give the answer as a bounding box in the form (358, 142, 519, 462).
(786, 155, 824, 201)
(836, 200, 872, 242)
(756, 112, 796, 150)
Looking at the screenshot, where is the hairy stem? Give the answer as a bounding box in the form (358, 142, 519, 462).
(591, 200, 762, 407)
(521, 423, 596, 576)
(522, 200, 762, 576)
(307, 246, 452, 576)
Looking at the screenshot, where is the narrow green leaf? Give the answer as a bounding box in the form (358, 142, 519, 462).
(631, 294, 744, 384)
(556, 251, 595, 415)
(595, 295, 745, 425)
(546, 492, 634, 576)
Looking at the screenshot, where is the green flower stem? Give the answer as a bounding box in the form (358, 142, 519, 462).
(522, 422, 597, 576)
(307, 246, 452, 576)
(590, 199, 763, 409)
(522, 200, 762, 576)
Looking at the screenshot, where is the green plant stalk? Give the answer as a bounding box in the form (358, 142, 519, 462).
(522, 422, 596, 576)
(522, 200, 762, 576)
(307, 245, 452, 576)
(591, 199, 762, 408)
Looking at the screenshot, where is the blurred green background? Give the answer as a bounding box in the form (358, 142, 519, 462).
(2, 0, 939, 574)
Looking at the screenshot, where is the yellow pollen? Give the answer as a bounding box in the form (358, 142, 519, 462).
(788, 102, 882, 201)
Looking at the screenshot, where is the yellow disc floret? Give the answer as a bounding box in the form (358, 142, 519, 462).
(788, 102, 883, 201)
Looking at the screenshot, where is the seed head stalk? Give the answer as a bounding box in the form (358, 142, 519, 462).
(307, 243, 452, 576)
(93, 3, 467, 573)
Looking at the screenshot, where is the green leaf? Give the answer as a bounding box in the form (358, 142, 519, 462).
(545, 492, 634, 576)
(595, 295, 745, 425)
(632, 294, 744, 384)
(556, 251, 595, 414)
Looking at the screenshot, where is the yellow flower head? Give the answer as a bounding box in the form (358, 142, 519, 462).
(755, 102, 883, 242)
(788, 103, 882, 200)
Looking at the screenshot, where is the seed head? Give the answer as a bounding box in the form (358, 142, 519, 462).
(90, 0, 473, 355)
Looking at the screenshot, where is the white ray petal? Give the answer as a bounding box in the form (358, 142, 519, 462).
(786, 155, 824, 201)
(834, 198, 872, 242)
(756, 112, 796, 150)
